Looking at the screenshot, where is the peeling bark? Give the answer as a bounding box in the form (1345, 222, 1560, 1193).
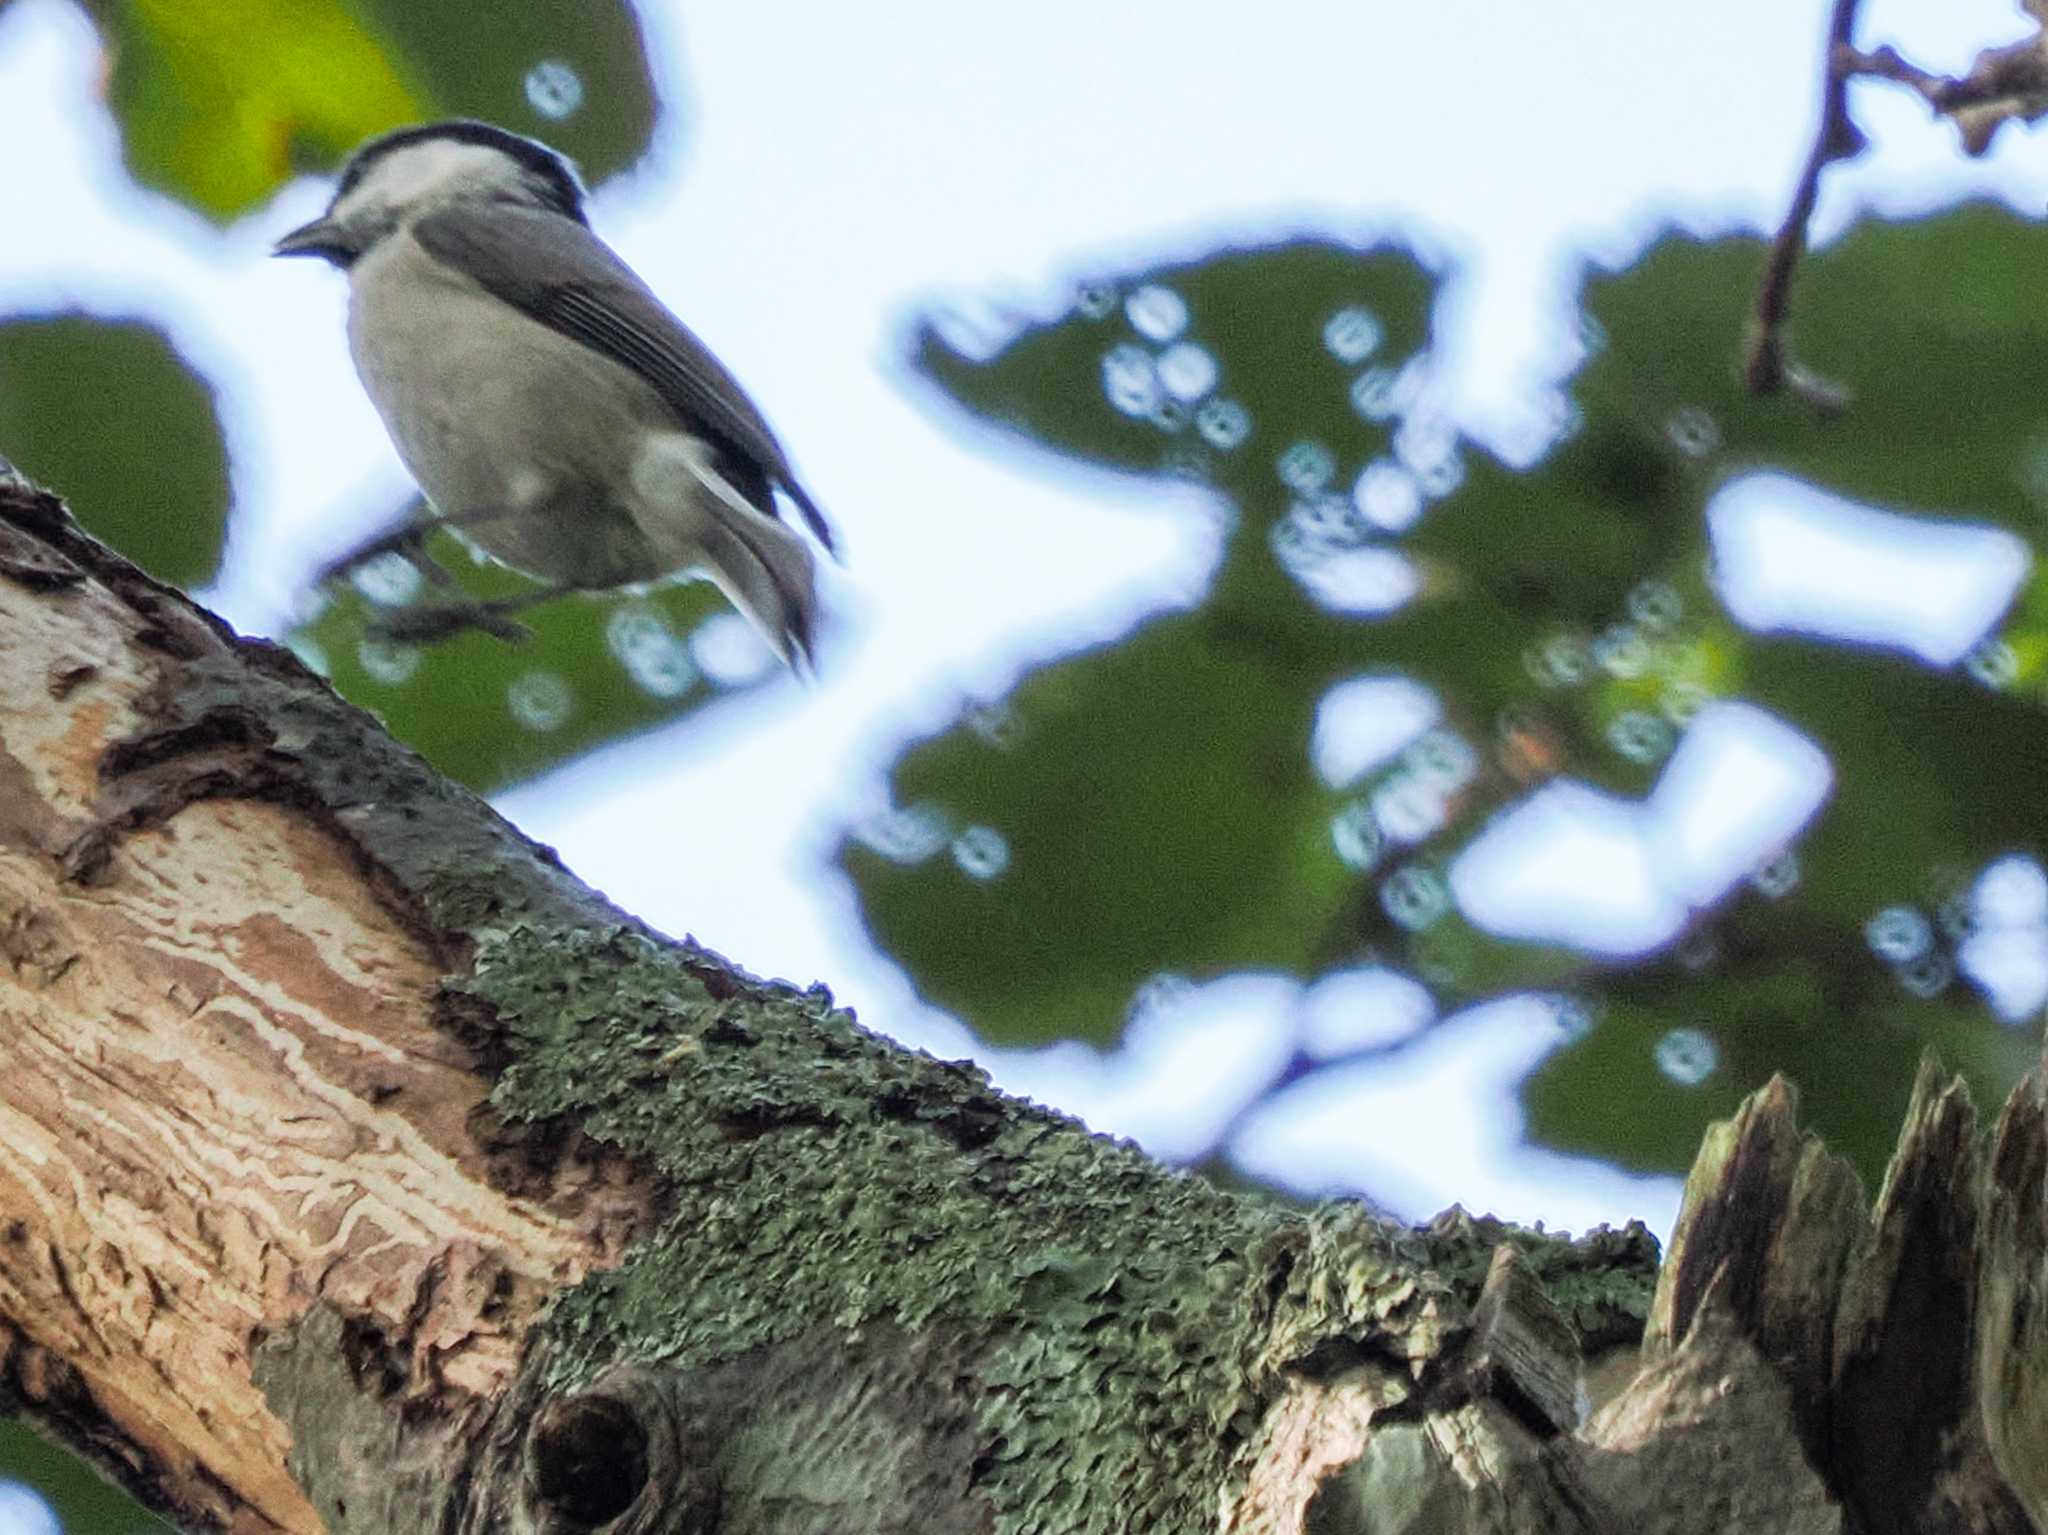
(1644, 1064, 2048, 1534)
(1, 479, 2043, 1534)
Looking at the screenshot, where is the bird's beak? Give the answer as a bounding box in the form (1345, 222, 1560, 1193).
(272, 216, 347, 260)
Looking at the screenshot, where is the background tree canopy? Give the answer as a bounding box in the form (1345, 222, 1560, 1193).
(860, 205, 2048, 1180)
(3, 0, 2048, 1528)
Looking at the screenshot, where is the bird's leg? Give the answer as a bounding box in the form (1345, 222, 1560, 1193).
(364, 583, 580, 647)
(316, 519, 443, 589)
(316, 505, 529, 591)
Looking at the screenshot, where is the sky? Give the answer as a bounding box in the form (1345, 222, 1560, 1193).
(2, 0, 2046, 1264)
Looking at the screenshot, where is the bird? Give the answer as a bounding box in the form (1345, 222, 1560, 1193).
(273, 119, 834, 666)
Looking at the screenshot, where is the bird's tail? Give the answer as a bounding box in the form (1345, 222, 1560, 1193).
(638, 433, 822, 668)
(696, 505, 820, 668)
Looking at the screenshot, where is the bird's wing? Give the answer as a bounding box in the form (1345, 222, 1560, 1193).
(411, 202, 835, 551)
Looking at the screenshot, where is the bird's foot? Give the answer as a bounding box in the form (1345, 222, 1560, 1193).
(367, 600, 534, 646)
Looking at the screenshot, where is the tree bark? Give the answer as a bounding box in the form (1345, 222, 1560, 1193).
(0, 475, 2040, 1534)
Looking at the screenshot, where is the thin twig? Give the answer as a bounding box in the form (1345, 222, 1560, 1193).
(1743, 0, 1866, 409)
(1844, 35, 2048, 156)
(1841, 43, 1949, 103)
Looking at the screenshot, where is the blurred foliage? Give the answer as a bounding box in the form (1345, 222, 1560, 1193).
(76, 0, 423, 216)
(292, 521, 771, 794)
(848, 203, 2048, 1186)
(0, 315, 228, 587)
(353, 0, 656, 185)
(0, 1419, 171, 1535)
(859, 247, 1435, 1042)
(73, 0, 657, 219)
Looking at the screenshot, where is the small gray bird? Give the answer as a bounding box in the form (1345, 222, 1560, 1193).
(274, 119, 833, 665)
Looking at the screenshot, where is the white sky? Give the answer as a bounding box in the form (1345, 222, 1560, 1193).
(3, 0, 2046, 1256)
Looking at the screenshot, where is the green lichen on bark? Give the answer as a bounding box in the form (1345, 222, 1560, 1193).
(459, 922, 1291, 1530)
(453, 923, 1657, 1532)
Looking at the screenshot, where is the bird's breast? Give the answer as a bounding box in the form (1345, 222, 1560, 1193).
(343, 229, 668, 585)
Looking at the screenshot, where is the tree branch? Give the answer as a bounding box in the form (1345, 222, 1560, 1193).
(1743, 0, 1865, 409)
(4, 475, 2045, 1533)
(1844, 23, 2048, 157)
(1747, 3, 2048, 407)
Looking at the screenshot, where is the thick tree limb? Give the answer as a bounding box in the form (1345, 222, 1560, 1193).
(0, 476, 2044, 1533)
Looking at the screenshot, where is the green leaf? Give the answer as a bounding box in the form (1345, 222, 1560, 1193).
(76, 0, 658, 220)
(1509, 207, 2048, 1179)
(851, 611, 1353, 1047)
(79, 0, 428, 219)
(1523, 895, 2043, 1175)
(355, 0, 657, 185)
(858, 241, 1443, 1047)
(858, 204, 2048, 1185)
(287, 524, 775, 794)
(0, 1417, 173, 1535)
(0, 314, 229, 587)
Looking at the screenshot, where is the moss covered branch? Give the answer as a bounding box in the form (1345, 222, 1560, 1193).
(1, 478, 2041, 1534)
